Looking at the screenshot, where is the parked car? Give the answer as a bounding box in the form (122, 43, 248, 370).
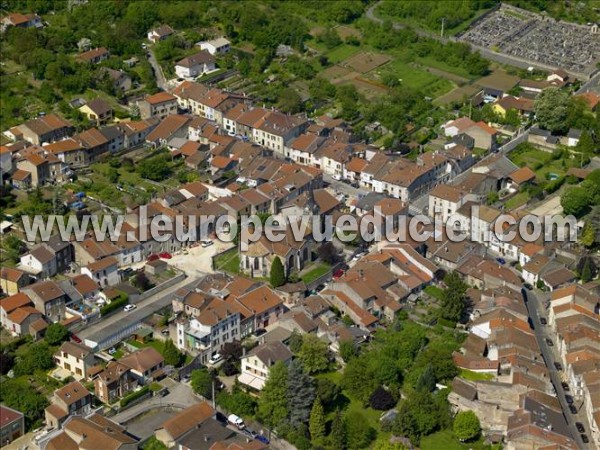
(332, 268, 345, 279)
(523, 283, 533, 290)
(581, 434, 589, 443)
(256, 435, 270, 444)
(209, 353, 223, 364)
(539, 317, 547, 325)
(159, 252, 172, 259)
(70, 333, 82, 343)
(554, 362, 563, 371)
(545, 338, 553, 346)
(332, 174, 342, 181)
(576, 422, 585, 433)
(201, 240, 214, 248)
(228, 414, 245, 429)
(569, 404, 577, 414)
(147, 254, 160, 262)
(108, 347, 117, 355)
(562, 382, 570, 391)
(122, 267, 134, 276)
(254, 328, 267, 337)
(565, 395, 574, 405)
(496, 257, 506, 265)
(315, 284, 326, 293)
(124, 304, 137, 312)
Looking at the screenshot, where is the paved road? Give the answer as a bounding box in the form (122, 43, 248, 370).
(323, 174, 368, 199)
(522, 289, 592, 449)
(147, 48, 167, 91)
(79, 276, 198, 346)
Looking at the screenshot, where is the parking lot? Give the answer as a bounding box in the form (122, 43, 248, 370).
(167, 239, 235, 277)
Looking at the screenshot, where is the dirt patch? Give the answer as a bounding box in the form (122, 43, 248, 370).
(322, 65, 354, 82)
(343, 52, 392, 74)
(476, 69, 520, 91)
(335, 25, 362, 40)
(350, 77, 389, 99)
(309, 26, 326, 37)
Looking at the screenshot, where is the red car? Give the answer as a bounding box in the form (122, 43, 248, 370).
(147, 254, 160, 262)
(70, 333, 82, 343)
(159, 252, 172, 259)
(332, 269, 345, 279)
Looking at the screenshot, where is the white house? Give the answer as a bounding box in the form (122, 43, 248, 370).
(19, 245, 57, 278)
(81, 256, 120, 287)
(174, 51, 216, 79)
(238, 341, 293, 390)
(147, 25, 174, 43)
(54, 341, 96, 380)
(567, 128, 581, 147)
(198, 37, 231, 55)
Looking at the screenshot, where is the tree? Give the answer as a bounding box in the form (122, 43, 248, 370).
(257, 361, 289, 428)
(309, 398, 326, 444)
(345, 411, 375, 449)
(137, 154, 171, 181)
(316, 378, 341, 410)
(0, 378, 48, 426)
(339, 340, 357, 362)
(44, 323, 69, 346)
(561, 186, 590, 218)
(297, 334, 329, 374)
(287, 360, 316, 427)
(580, 221, 597, 248)
(278, 87, 303, 114)
(132, 272, 152, 291)
(330, 409, 346, 450)
(316, 242, 340, 264)
(13, 342, 54, 376)
(216, 388, 257, 417)
(162, 339, 183, 366)
(440, 271, 468, 322)
(342, 355, 378, 404)
(191, 369, 213, 399)
(372, 442, 408, 450)
(289, 329, 304, 354)
(416, 364, 436, 392)
(581, 259, 593, 283)
(369, 386, 397, 410)
(534, 87, 570, 134)
(0, 352, 14, 375)
(453, 411, 481, 442)
(269, 256, 285, 288)
(221, 341, 243, 361)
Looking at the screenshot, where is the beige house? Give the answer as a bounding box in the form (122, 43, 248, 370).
(54, 341, 96, 380)
(238, 341, 293, 390)
(45, 414, 137, 450)
(155, 402, 216, 448)
(45, 381, 92, 429)
(138, 92, 178, 120)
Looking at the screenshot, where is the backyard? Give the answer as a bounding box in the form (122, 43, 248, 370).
(299, 262, 331, 284)
(213, 248, 241, 274)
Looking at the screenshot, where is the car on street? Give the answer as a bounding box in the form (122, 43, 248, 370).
(554, 362, 563, 371)
(108, 347, 117, 355)
(147, 254, 160, 262)
(496, 258, 506, 265)
(540, 317, 547, 325)
(201, 240, 214, 248)
(562, 382, 570, 391)
(332, 268, 345, 279)
(332, 174, 342, 181)
(545, 338, 553, 346)
(244, 429, 257, 438)
(569, 404, 577, 414)
(256, 435, 270, 444)
(124, 304, 137, 312)
(576, 422, 585, 433)
(254, 328, 267, 337)
(565, 395, 574, 404)
(581, 434, 589, 443)
(523, 283, 533, 290)
(316, 284, 326, 293)
(159, 252, 172, 259)
(228, 414, 245, 429)
(70, 333, 82, 343)
(209, 353, 223, 365)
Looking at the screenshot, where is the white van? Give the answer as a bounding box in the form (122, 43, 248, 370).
(228, 414, 245, 429)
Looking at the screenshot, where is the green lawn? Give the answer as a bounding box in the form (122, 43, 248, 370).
(421, 429, 496, 450)
(384, 61, 453, 98)
(326, 45, 361, 64)
(300, 262, 331, 284)
(424, 285, 444, 300)
(504, 191, 530, 210)
(459, 369, 495, 381)
(127, 338, 165, 354)
(214, 248, 241, 274)
(416, 56, 473, 79)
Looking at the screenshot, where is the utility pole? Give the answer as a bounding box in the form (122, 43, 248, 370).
(441, 17, 446, 39)
(211, 379, 216, 409)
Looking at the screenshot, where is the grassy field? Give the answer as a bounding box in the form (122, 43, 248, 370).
(385, 60, 453, 97)
(504, 192, 530, 210)
(300, 262, 331, 284)
(421, 429, 497, 450)
(326, 44, 362, 64)
(424, 285, 444, 300)
(127, 338, 166, 354)
(459, 369, 495, 381)
(509, 146, 574, 181)
(214, 248, 241, 274)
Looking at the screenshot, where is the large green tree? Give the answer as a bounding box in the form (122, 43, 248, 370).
(191, 368, 213, 399)
(440, 271, 468, 322)
(309, 398, 326, 445)
(297, 334, 329, 374)
(287, 360, 316, 427)
(561, 186, 590, 218)
(330, 409, 346, 449)
(44, 323, 69, 346)
(269, 257, 286, 288)
(162, 339, 183, 366)
(257, 361, 289, 428)
(453, 411, 481, 442)
(534, 87, 570, 134)
(345, 411, 376, 449)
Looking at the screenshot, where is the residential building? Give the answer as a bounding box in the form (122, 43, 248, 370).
(428, 184, 468, 223)
(148, 24, 174, 43)
(81, 256, 120, 287)
(45, 414, 137, 450)
(45, 381, 92, 429)
(0, 406, 25, 446)
(238, 341, 293, 390)
(22, 280, 67, 322)
(198, 37, 231, 55)
(93, 361, 137, 404)
(0, 267, 29, 295)
(79, 98, 113, 125)
(119, 347, 165, 385)
(155, 402, 216, 448)
(0, 292, 33, 327)
(138, 92, 178, 120)
(76, 47, 110, 64)
(1, 12, 42, 31)
(54, 341, 96, 380)
(175, 51, 216, 79)
(17, 113, 73, 145)
(99, 67, 132, 91)
(4, 306, 43, 337)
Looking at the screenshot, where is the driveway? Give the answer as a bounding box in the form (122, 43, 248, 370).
(147, 48, 167, 91)
(523, 289, 593, 449)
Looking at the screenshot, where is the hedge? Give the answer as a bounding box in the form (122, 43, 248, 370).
(100, 293, 129, 316)
(120, 386, 150, 407)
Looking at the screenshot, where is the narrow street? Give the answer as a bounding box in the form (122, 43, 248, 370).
(522, 289, 592, 449)
(147, 48, 167, 91)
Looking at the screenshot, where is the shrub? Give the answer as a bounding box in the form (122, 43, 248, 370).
(369, 386, 397, 410)
(100, 294, 129, 316)
(120, 386, 150, 407)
